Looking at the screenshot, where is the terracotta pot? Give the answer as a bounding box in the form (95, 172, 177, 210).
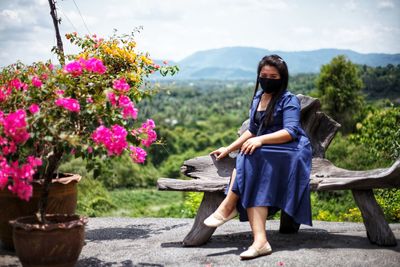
(10, 214, 88, 267)
(0, 173, 81, 250)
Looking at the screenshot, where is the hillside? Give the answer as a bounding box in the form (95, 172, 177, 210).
(160, 47, 400, 79)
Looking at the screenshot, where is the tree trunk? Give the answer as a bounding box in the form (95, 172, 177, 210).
(37, 148, 64, 223)
(48, 0, 65, 65)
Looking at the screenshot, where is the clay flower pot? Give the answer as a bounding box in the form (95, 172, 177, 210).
(9, 214, 88, 267)
(0, 174, 81, 250)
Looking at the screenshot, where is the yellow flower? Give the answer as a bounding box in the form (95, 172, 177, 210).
(127, 72, 138, 82)
(316, 210, 330, 221)
(128, 41, 136, 48)
(76, 52, 89, 60)
(140, 55, 153, 65)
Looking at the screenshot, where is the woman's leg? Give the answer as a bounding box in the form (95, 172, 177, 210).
(247, 206, 269, 248)
(215, 168, 239, 217)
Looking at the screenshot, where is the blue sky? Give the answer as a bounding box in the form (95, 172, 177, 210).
(0, 0, 399, 66)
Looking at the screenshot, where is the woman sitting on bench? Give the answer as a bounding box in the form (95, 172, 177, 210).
(204, 54, 313, 260)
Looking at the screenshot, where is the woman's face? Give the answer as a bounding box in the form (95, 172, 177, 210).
(259, 65, 280, 79)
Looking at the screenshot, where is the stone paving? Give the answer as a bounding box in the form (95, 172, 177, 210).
(1, 218, 399, 267)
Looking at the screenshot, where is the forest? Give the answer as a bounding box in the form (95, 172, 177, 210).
(59, 58, 400, 223)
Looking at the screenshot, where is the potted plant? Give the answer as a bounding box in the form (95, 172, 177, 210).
(0, 31, 178, 266)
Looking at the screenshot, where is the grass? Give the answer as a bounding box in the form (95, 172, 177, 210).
(97, 188, 185, 217)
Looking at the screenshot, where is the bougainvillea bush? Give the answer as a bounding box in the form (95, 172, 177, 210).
(0, 32, 178, 218)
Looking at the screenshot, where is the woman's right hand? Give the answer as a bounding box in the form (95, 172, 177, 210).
(209, 147, 230, 161)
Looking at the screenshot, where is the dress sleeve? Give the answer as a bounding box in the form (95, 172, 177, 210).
(248, 108, 258, 135)
(282, 95, 301, 140)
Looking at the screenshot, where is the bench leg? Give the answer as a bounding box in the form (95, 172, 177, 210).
(183, 192, 225, 247)
(352, 189, 397, 246)
(279, 211, 300, 234)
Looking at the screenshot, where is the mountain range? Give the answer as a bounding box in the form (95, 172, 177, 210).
(156, 47, 400, 80)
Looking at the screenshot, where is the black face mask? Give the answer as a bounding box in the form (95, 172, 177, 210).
(258, 77, 282, 94)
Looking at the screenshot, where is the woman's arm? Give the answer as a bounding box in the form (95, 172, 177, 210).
(240, 130, 292, 155)
(241, 95, 301, 155)
(210, 129, 255, 160)
(257, 129, 292, 144)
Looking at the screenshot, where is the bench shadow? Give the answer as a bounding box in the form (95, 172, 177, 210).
(161, 229, 400, 257)
(76, 258, 164, 267)
(85, 223, 187, 242)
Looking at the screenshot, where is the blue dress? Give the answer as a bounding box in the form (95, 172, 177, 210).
(225, 89, 313, 226)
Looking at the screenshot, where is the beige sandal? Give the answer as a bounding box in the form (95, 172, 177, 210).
(240, 242, 272, 260)
(203, 208, 238, 227)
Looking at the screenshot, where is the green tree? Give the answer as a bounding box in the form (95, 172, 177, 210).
(316, 55, 365, 133)
(350, 105, 400, 164)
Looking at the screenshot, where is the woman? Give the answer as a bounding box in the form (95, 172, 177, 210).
(204, 54, 312, 260)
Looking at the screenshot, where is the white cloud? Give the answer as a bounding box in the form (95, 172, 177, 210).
(35, 0, 48, 6)
(377, 0, 395, 8)
(292, 27, 313, 35)
(0, 0, 399, 67)
(1, 9, 19, 20)
(344, 0, 358, 11)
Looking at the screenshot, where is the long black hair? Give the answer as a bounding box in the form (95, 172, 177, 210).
(250, 54, 289, 127)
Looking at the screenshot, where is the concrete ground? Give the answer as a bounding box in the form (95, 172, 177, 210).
(1, 218, 399, 267)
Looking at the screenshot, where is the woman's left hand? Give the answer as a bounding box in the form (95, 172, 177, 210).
(240, 137, 263, 155)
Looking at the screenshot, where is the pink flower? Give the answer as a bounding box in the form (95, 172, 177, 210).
(109, 125, 128, 155)
(2, 141, 17, 155)
(0, 86, 10, 102)
(91, 124, 128, 156)
(48, 63, 54, 71)
(8, 180, 32, 201)
(55, 97, 80, 113)
(64, 61, 83, 77)
(118, 95, 138, 119)
(1, 156, 41, 201)
(118, 95, 130, 106)
(0, 158, 10, 189)
(27, 156, 42, 168)
(40, 73, 48, 80)
(0, 172, 7, 189)
(87, 146, 93, 153)
(141, 129, 157, 147)
(122, 106, 138, 120)
(133, 119, 157, 147)
(65, 58, 106, 76)
(18, 163, 35, 180)
(106, 92, 117, 106)
(31, 76, 42, 87)
(163, 60, 168, 65)
(91, 125, 111, 144)
(142, 119, 156, 130)
(129, 146, 147, 163)
(55, 89, 65, 95)
(2, 110, 30, 144)
(86, 97, 93, 103)
(10, 78, 28, 91)
(83, 58, 106, 74)
(112, 78, 130, 92)
(28, 104, 40, 114)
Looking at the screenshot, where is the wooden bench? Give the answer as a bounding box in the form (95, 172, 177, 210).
(157, 95, 400, 247)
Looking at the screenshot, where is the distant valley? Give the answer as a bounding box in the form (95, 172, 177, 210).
(156, 47, 400, 80)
